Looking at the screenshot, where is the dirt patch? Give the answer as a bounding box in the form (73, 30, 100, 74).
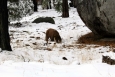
(77, 32, 115, 47)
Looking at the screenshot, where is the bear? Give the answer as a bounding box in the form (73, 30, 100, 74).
(45, 28, 62, 44)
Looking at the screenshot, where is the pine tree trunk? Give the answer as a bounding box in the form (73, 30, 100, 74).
(73, 0, 77, 8)
(62, 0, 69, 18)
(69, 0, 73, 7)
(0, 0, 12, 51)
(33, 0, 38, 12)
(49, 0, 52, 9)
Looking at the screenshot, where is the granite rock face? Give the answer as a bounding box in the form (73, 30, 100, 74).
(76, 0, 115, 37)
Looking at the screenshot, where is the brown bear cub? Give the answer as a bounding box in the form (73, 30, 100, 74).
(45, 28, 62, 43)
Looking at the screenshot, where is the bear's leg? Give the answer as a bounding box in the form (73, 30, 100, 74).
(55, 38, 58, 43)
(45, 35, 49, 44)
(50, 36, 54, 41)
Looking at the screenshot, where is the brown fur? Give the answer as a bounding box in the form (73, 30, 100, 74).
(45, 28, 62, 43)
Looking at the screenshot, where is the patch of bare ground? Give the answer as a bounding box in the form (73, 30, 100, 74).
(77, 32, 115, 48)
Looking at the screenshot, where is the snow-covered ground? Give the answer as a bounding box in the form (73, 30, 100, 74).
(0, 7, 115, 77)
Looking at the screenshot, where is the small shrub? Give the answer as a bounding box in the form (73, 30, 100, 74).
(32, 17, 55, 24)
(9, 22, 22, 27)
(8, 0, 33, 22)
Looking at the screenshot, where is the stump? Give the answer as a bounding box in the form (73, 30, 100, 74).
(102, 55, 115, 65)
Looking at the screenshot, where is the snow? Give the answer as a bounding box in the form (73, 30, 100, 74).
(0, 7, 115, 77)
(0, 61, 115, 77)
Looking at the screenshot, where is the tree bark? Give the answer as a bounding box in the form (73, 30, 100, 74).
(0, 0, 12, 51)
(33, 0, 38, 12)
(49, 0, 52, 9)
(62, 0, 69, 18)
(46, 0, 52, 9)
(73, 0, 77, 8)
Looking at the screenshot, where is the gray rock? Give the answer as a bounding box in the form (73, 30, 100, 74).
(76, 0, 115, 37)
(32, 17, 55, 24)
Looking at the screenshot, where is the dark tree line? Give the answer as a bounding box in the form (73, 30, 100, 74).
(32, 0, 52, 11)
(62, 0, 69, 18)
(69, 0, 77, 7)
(32, 0, 69, 17)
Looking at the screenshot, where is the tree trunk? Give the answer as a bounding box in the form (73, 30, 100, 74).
(62, 0, 69, 18)
(33, 0, 38, 12)
(73, 0, 77, 8)
(69, 0, 73, 7)
(49, 0, 52, 9)
(0, 0, 12, 51)
(46, 0, 52, 9)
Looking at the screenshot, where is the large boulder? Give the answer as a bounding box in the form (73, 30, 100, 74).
(76, 0, 115, 37)
(32, 17, 55, 24)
